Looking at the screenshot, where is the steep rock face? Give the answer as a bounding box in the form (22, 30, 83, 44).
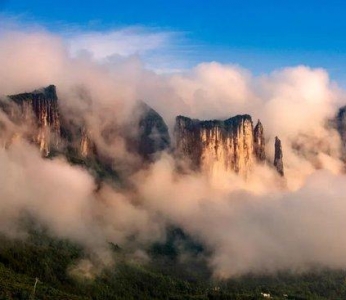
(3, 84, 285, 180)
(175, 115, 254, 175)
(134, 102, 170, 160)
(79, 128, 95, 158)
(60, 118, 97, 159)
(274, 136, 284, 176)
(8, 85, 61, 155)
(336, 106, 346, 159)
(4, 86, 170, 163)
(6, 85, 97, 159)
(254, 120, 266, 162)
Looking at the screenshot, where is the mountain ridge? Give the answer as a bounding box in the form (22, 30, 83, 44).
(2, 84, 285, 178)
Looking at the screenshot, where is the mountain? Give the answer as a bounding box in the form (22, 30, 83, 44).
(274, 136, 284, 176)
(2, 86, 171, 181)
(6, 85, 61, 156)
(253, 120, 266, 162)
(174, 115, 283, 176)
(336, 106, 346, 161)
(2, 85, 285, 178)
(127, 101, 170, 161)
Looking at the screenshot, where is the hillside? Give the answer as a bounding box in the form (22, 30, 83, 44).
(1, 228, 346, 300)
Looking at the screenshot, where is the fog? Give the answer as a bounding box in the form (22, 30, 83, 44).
(1, 24, 346, 278)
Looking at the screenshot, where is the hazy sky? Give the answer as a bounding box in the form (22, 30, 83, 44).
(2, 0, 346, 84)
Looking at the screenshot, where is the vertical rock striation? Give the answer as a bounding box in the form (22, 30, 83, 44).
(254, 120, 266, 162)
(336, 106, 346, 159)
(8, 85, 61, 155)
(175, 116, 203, 168)
(175, 114, 255, 176)
(79, 128, 96, 158)
(274, 136, 284, 176)
(175, 114, 285, 177)
(6, 85, 98, 159)
(3, 84, 286, 179)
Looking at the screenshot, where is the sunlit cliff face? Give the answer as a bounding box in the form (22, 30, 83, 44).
(174, 115, 274, 179)
(4, 85, 61, 156)
(79, 129, 93, 158)
(200, 117, 254, 177)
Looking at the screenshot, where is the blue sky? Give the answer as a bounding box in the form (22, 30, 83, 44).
(2, 0, 346, 83)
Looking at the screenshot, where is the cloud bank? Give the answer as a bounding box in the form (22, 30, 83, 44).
(1, 21, 346, 278)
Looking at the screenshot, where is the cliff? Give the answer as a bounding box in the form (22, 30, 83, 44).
(175, 115, 284, 177)
(274, 136, 284, 176)
(6, 85, 100, 160)
(59, 118, 97, 159)
(175, 114, 255, 175)
(8, 85, 61, 156)
(3, 84, 285, 179)
(336, 106, 346, 160)
(128, 102, 170, 161)
(79, 128, 95, 157)
(254, 120, 266, 162)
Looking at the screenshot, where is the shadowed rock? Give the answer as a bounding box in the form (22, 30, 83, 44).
(254, 120, 266, 162)
(274, 136, 284, 176)
(134, 102, 170, 160)
(336, 106, 346, 160)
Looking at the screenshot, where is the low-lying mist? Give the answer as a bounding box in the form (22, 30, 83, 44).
(1, 22, 346, 279)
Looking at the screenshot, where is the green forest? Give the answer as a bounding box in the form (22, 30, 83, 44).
(1, 224, 346, 300)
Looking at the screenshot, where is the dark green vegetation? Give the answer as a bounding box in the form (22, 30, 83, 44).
(1, 227, 346, 300)
(0, 227, 208, 300)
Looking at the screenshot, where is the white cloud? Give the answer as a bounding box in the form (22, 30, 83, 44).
(65, 27, 190, 72)
(67, 27, 173, 59)
(3, 18, 346, 279)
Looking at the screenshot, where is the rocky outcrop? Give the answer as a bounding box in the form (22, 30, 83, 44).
(60, 118, 97, 159)
(175, 114, 255, 175)
(133, 102, 170, 160)
(254, 120, 266, 162)
(5, 85, 100, 160)
(3, 84, 286, 179)
(7, 85, 61, 156)
(336, 106, 346, 159)
(274, 136, 284, 176)
(175, 115, 285, 177)
(79, 128, 95, 158)
(3, 86, 171, 163)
